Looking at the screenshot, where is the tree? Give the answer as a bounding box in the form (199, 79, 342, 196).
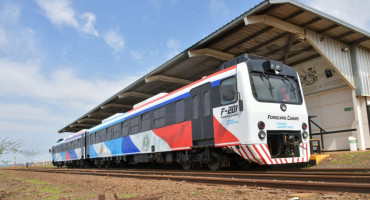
(0, 137, 38, 164)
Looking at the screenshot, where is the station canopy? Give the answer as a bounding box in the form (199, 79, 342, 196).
(59, 0, 370, 133)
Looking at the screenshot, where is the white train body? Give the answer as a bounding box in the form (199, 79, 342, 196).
(51, 54, 310, 169)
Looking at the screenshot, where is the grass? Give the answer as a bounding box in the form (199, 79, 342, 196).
(25, 179, 48, 185)
(120, 193, 138, 198)
(215, 188, 223, 193)
(331, 151, 370, 166)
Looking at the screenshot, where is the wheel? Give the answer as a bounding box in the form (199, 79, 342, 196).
(181, 162, 192, 170)
(208, 157, 222, 171)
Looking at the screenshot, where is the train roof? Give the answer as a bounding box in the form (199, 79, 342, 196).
(59, 0, 370, 133)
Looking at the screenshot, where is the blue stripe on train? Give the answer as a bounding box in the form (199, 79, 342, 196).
(122, 136, 140, 154)
(89, 145, 98, 158)
(105, 138, 123, 155)
(68, 149, 78, 160)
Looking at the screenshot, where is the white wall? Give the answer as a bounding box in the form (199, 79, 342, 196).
(305, 87, 356, 151)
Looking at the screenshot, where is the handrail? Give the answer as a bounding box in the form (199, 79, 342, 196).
(308, 116, 326, 150)
(308, 116, 357, 151)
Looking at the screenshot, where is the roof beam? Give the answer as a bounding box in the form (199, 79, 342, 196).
(100, 103, 132, 110)
(244, 15, 304, 35)
(118, 91, 152, 99)
(282, 34, 296, 63)
(317, 24, 339, 33)
(88, 111, 115, 118)
(145, 75, 192, 85)
(69, 124, 94, 128)
(225, 11, 305, 53)
(349, 37, 369, 45)
(78, 118, 101, 123)
(247, 32, 290, 53)
(188, 48, 234, 60)
(333, 31, 355, 40)
(289, 54, 321, 66)
(62, 128, 82, 132)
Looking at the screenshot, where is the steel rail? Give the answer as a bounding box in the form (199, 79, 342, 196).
(4, 168, 370, 193)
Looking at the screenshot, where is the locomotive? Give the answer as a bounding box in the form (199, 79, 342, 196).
(51, 54, 310, 170)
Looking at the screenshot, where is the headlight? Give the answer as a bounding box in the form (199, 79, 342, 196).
(258, 131, 266, 139)
(302, 131, 308, 139)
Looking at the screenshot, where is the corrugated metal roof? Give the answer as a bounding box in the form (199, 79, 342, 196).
(59, 0, 370, 133)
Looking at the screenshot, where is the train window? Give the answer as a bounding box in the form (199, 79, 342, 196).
(154, 107, 166, 128)
(107, 127, 113, 141)
(141, 113, 151, 131)
(113, 123, 121, 139)
(96, 131, 100, 143)
(220, 77, 237, 105)
(192, 95, 199, 119)
(101, 129, 107, 142)
(250, 72, 302, 104)
(92, 133, 95, 144)
(130, 117, 139, 134)
(122, 121, 129, 136)
(175, 100, 185, 123)
(203, 91, 211, 116)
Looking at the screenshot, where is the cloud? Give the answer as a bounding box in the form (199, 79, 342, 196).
(36, 0, 99, 36)
(80, 12, 99, 37)
(1, 2, 20, 22)
(0, 59, 138, 111)
(166, 38, 181, 59)
(303, 0, 370, 31)
(209, 0, 230, 18)
(104, 30, 124, 53)
(0, 3, 38, 59)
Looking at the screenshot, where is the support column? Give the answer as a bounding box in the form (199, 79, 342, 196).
(351, 90, 366, 150)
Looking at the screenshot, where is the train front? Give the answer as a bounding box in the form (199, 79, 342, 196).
(231, 59, 310, 165)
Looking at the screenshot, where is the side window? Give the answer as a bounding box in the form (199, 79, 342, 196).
(101, 129, 107, 142)
(113, 123, 121, 139)
(203, 91, 211, 116)
(107, 127, 112, 141)
(220, 77, 237, 105)
(192, 95, 199, 119)
(141, 113, 151, 131)
(130, 117, 139, 134)
(175, 100, 185, 123)
(122, 121, 129, 137)
(154, 107, 166, 128)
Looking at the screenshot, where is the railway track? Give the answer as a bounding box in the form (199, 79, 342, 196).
(6, 167, 370, 193)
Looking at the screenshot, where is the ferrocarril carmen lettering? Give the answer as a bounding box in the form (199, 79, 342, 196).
(267, 115, 299, 120)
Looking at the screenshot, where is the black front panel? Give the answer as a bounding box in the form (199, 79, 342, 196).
(190, 83, 214, 147)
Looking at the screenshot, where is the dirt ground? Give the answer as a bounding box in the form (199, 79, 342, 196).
(0, 151, 369, 200)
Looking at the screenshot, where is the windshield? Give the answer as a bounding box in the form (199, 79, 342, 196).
(250, 72, 302, 104)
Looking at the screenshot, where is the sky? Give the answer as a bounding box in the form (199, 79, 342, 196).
(0, 0, 369, 164)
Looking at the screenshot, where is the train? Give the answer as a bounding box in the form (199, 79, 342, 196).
(50, 54, 310, 170)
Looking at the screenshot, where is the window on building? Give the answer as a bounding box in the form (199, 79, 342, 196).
(220, 77, 237, 105)
(154, 107, 166, 128)
(175, 100, 185, 123)
(141, 113, 151, 131)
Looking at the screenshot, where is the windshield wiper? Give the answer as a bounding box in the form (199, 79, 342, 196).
(282, 76, 297, 99)
(260, 73, 274, 98)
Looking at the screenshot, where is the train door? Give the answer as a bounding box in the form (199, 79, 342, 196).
(190, 83, 214, 147)
(84, 133, 89, 159)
